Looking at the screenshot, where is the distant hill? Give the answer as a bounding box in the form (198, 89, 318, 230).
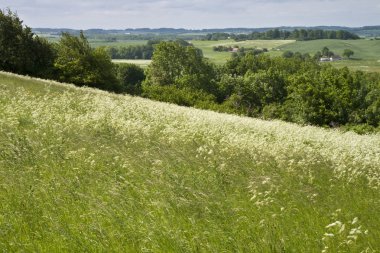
(33, 26, 380, 37)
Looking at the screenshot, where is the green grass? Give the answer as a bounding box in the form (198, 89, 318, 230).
(112, 59, 152, 68)
(275, 39, 380, 72)
(1, 71, 379, 252)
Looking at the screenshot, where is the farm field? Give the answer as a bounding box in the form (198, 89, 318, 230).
(112, 59, 152, 68)
(1, 71, 379, 252)
(276, 39, 380, 72)
(191, 39, 295, 64)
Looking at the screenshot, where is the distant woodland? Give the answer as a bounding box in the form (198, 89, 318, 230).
(205, 29, 360, 41)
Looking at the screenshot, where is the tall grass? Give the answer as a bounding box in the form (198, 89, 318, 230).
(0, 71, 379, 252)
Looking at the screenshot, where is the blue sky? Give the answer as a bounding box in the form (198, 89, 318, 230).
(1, 0, 379, 29)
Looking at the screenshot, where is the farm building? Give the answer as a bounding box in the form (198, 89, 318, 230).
(320, 55, 342, 62)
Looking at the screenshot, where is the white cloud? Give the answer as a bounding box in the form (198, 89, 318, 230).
(1, 0, 379, 28)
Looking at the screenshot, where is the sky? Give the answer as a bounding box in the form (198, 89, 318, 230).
(1, 0, 380, 29)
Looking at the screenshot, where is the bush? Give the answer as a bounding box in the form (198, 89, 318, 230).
(116, 64, 145, 95)
(142, 84, 217, 108)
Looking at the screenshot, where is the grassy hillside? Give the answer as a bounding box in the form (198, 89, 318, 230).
(276, 39, 380, 72)
(1, 72, 379, 252)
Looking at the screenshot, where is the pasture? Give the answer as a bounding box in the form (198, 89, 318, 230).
(276, 39, 380, 72)
(0, 71, 379, 252)
(191, 39, 295, 64)
(112, 59, 152, 68)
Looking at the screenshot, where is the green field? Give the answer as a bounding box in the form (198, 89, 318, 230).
(1, 71, 379, 252)
(192, 39, 295, 64)
(276, 39, 380, 72)
(112, 59, 152, 68)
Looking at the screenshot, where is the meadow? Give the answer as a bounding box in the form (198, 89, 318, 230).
(1, 71, 379, 252)
(112, 59, 152, 68)
(275, 39, 380, 72)
(191, 40, 295, 64)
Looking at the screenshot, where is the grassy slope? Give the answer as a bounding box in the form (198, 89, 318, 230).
(275, 39, 380, 72)
(1, 72, 380, 252)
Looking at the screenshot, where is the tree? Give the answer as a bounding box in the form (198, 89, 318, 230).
(343, 49, 354, 59)
(322, 47, 333, 57)
(0, 9, 55, 77)
(117, 63, 145, 95)
(144, 41, 217, 94)
(313, 51, 322, 61)
(282, 50, 294, 58)
(54, 31, 121, 92)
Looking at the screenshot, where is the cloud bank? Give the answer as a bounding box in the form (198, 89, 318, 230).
(1, 0, 379, 29)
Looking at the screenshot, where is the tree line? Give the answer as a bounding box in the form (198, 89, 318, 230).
(105, 41, 156, 59)
(105, 39, 192, 59)
(205, 29, 360, 41)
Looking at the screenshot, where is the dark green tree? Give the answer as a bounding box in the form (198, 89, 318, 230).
(54, 31, 120, 92)
(144, 41, 217, 94)
(343, 49, 354, 58)
(0, 9, 55, 77)
(117, 63, 145, 95)
(282, 51, 294, 58)
(322, 47, 333, 57)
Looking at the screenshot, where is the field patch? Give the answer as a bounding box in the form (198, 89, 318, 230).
(192, 39, 295, 64)
(276, 39, 380, 72)
(112, 59, 151, 68)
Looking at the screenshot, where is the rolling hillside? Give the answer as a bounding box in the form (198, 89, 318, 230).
(0, 72, 379, 252)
